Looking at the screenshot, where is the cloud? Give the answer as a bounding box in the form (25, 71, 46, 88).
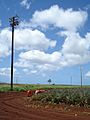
(15, 50, 62, 72)
(0, 28, 11, 57)
(14, 28, 56, 50)
(86, 71, 90, 77)
(0, 28, 56, 57)
(23, 68, 37, 74)
(30, 5, 88, 31)
(15, 31, 90, 73)
(20, 0, 31, 9)
(84, 4, 90, 11)
(14, 3, 90, 72)
(61, 32, 90, 54)
(0, 4, 90, 75)
(0, 67, 17, 77)
(19, 50, 61, 64)
(60, 31, 90, 65)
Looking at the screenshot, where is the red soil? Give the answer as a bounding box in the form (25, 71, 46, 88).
(0, 91, 90, 120)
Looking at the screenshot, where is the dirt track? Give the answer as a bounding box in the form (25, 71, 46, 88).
(0, 92, 90, 120)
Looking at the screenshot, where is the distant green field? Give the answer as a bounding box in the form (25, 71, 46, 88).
(0, 84, 90, 92)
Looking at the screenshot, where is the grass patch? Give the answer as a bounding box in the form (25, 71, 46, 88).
(0, 84, 90, 92)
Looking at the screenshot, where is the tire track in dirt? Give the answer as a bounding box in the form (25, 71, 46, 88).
(0, 92, 90, 120)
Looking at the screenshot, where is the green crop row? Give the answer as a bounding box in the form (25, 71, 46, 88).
(30, 88, 90, 107)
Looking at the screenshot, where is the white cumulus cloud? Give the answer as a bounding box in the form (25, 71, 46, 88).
(14, 28, 56, 50)
(30, 5, 88, 31)
(0, 4, 90, 75)
(86, 71, 90, 77)
(60, 31, 90, 66)
(15, 50, 62, 72)
(0, 28, 56, 58)
(0, 28, 11, 57)
(15, 31, 90, 72)
(0, 67, 17, 77)
(20, 0, 31, 9)
(19, 50, 61, 64)
(61, 32, 90, 54)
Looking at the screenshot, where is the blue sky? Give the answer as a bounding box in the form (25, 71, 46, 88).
(0, 0, 90, 85)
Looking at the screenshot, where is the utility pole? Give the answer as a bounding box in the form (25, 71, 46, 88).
(9, 15, 19, 91)
(71, 76, 72, 86)
(80, 66, 83, 87)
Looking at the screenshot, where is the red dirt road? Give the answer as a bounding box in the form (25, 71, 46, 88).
(0, 92, 90, 120)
